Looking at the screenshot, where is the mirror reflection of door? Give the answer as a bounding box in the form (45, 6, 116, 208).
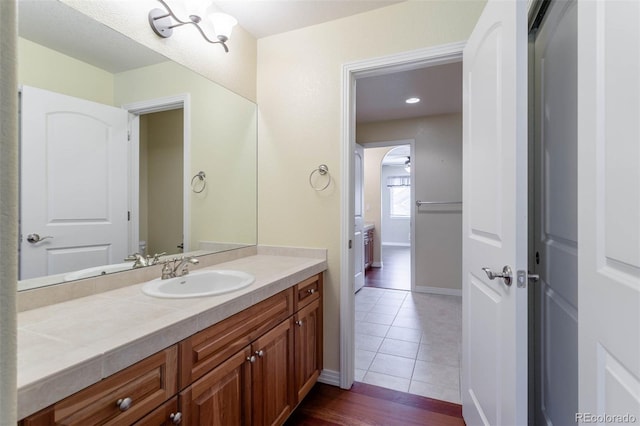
(138, 109, 184, 256)
(19, 86, 129, 280)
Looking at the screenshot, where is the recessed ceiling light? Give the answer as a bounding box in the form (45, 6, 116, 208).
(405, 97, 421, 104)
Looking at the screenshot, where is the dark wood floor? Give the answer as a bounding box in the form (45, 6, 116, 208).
(365, 246, 410, 291)
(286, 382, 465, 426)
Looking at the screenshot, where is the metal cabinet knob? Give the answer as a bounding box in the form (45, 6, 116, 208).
(116, 397, 133, 412)
(255, 350, 264, 357)
(482, 266, 513, 286)
(307, 288, 316, 295)
(26, 233, 53, 244)
(247, 355, 256, 363)
(169, 412, 182, 424)
(295, 320, 304, 327)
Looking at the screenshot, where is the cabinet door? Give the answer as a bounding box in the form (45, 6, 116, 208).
(252, 318, 294, 426)
(294, 298, 322, 403)
(179, 347, 253, 426)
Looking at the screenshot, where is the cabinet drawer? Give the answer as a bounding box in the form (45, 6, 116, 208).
(23, 347, 178, 426)
(180, 288, 293, 388)
(294, 274, 322, 311)
(132, 397, 179, 426)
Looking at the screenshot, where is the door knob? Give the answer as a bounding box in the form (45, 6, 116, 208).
(26, 233, 53, 244)
(482, 265, 513, 286)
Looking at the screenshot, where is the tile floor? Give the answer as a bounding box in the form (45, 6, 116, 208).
(354, 286, 462, 403)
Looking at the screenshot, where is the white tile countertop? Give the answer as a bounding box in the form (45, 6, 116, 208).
(17, 248, 327, 419)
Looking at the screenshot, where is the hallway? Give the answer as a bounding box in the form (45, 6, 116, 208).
(364, 245, 411, 291)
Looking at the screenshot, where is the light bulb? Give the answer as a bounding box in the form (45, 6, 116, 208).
(209, 12, 237, 42)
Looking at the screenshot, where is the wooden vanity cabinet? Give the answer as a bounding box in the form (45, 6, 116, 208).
(364, 228, 374, 270)
(20, 273, 323, 426)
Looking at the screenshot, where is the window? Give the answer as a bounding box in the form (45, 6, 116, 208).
(387, 175, 411, 218)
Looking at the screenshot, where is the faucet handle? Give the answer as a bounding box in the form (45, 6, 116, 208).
(148, 252, 167, 265)
(124, 253, 141, 262)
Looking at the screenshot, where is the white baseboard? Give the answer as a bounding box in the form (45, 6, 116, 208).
(381, 242, 411, 247)
(318, 369, 340, 386)
(371, 261, 383, 268)
(414, 285, 462, 297)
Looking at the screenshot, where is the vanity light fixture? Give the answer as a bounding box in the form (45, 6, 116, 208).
(405, 97, 421, 104)
(149, 0, 237, 53)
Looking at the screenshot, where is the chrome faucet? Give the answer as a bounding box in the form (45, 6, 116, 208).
(161, 256, 199, 279)
(124, 252, 166, 268)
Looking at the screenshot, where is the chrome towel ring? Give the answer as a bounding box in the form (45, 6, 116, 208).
(309, 164, 331, 191)
(191, 171, 206, 193)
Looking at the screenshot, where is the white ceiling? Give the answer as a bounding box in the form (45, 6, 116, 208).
(356, 61, 463, 124)
(18, 0, 167, 73)
(19, 0, 459, 124)
(212, 0, 404, 39)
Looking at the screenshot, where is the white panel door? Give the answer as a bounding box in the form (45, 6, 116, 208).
(354, 143, 365, 293)
(577, 0, 640, 420)
(20, 86, 129, 280)
(533, 1, 579, 424)
(461, 0, 528, 425)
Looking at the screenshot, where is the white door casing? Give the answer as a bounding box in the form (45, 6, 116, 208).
(533, 1, 579, 424)
(354, 143, 365, 293)
(461, 0, 528, 424)
(20, 86, 129, 280)
(577, 0, 640, 420)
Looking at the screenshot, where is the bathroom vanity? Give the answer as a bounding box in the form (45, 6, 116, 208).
(17, 247, 326, 425)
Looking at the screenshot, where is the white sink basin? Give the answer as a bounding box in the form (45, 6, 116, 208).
(141, 270, 255, 299)
(64, 262, 135, 282)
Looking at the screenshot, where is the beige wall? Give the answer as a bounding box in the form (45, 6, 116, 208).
(61, 0, 257, 102)
(359, 113, 463, 293)
(257, 1, 484, 373)
(141, 110, 184, 255)
(18, 37, 114, 105)
(363, 146, 394, 266)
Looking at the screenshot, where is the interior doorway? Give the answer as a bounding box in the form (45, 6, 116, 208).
(348, 48, 464, 402)
(363, 144, 413, 292)
(138, 109, 184, 256)
(124, 94, 191, 258)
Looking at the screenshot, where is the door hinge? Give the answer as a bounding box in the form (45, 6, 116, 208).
(127, 130, 131, 141)
(348, 239, 352, 249)
(127, 211, 131, 221)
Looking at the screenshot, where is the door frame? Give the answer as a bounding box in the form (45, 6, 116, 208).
(340, 41, 465, 389)
(121, 94, 191, 255)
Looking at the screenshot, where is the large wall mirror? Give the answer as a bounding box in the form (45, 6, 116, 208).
(17, 0, 257, 291)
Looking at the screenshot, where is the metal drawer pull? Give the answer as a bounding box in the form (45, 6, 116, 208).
(255, 350, 264, 357)
(307, 288, 316, 295)
(296, 320, 304, 327)
(116, 397, 133, 411)
(481, 266, 513, 286)
(169, 412, 182, 424)
(247, 355, 256, 363)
